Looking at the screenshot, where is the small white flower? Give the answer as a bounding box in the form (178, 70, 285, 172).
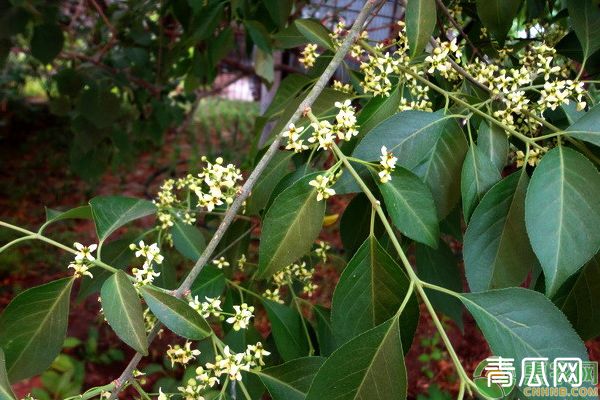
(212, 257, 230, 269)
(167, 341, 201, 367)
(74, 242, 97, 262)
(68, 259, 93, 279)
(226, 303, 254, 331)
(308, 174, 336, 201)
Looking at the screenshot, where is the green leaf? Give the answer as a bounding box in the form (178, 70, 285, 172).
(461, 143, 502, 222)
(306, 319, 407, 400)
(465, 171, 536, 292)
(352, 111, 452, 167)
(476, 0, 523, 42)
(30, 23, 64, 64)
(246, 151, 294, 215)
(257, 172, 325, 279)
(461, 288, 591, 385)
(100, 271, 148, 355)
(255, 48, 274, 84)
(262, 300, 310, 361)
(0, 350, 15, 400)
(89, 196, 156, 242)
(77, 87, 121, 129)
(44, 206, 92, 224)
(525, 146, 600, 297)
(356, 86, 402, 137)
(0, 278, 73, 382)
(273, 24, 307, 49)
(190, 265, 226, 299)
(412, 119, 468, 219)
(406, 0, 437, 56)
(263, 74, 311, 119)
(565, 104, 600, 147)
(555, 255, 600, 340)
(331, 236, 418, 350)
(294, 19, 333, 50)
(477, 121, 508, 172)
(312, 305, 336, 357)
(139, 286, 211, 340)
(340, 193, 383, 257)
(264, 0, 292, 27)
(255, 357, 325, 400)
(245, 20, 272, 52)
(567, 0, 600, 59)
(379, 168, 439, 248)
(415, 242, 464, 328)
(171, 221, 206, 261)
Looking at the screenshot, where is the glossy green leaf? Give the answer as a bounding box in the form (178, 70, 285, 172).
(340, 193, 383, 257)
(30, 23, 64, 64)
(255, 357, 325, 400)
(412, 119, 468, 219)
(476, 0, 523, 41)
(306, 319, 407, 400)
(44, 205, 91, 224)
(264, 0, 293, 27)
(477, 121, 508, 172)
(356, 86, 402, 137)
(312, 305, 336, 357)
(0, 278, 73, 382)
(465, 171, 536, 292)
(89, 196, 156, 241)
(461, 143, 502, 222)
(416, 242, 464, 328)
(525, 146, 600, 297)
(566, 104, 600, 147)
(352, 111, 452, 167)
(406, 0, 436, 56)
(257, 172, 325, 279)
(190, 265, 226, 299)
(568, 0, 600, 59)
(101, 271, 148, 355)
(245, 20, 272, 52)
(171, 221, 206, 261)
(262, 74, 311, 119)
(255, 48, 274, 84)
(555, 255, 600, 340)
(379, 168, 439, 248)
(246, 151, 294, 215)
(461, 288, 591, 385)
(140, 286, 211, 340)
(294, 19, 333, 50)
(0, 350, 15, 400)
(262, 300, 310, 361)
(331, 236, 418, 350)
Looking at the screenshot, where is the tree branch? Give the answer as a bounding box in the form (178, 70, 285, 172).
(108, 1, 379, 397)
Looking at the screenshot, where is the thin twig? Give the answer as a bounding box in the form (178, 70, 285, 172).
(108, 1, 378, 397)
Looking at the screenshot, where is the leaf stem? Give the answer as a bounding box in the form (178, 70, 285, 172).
(332, 143, 479, 396)
(288, 283, 315, 356)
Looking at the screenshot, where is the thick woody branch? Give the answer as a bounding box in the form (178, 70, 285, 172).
(108, 1, 378, 397)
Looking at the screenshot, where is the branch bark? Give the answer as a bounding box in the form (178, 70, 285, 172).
(108, 1, 378, 397)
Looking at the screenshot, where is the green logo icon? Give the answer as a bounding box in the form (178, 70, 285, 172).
(473, 357, 516, 399)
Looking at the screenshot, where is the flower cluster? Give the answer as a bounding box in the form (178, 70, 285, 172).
(270, 261, 318, 297)
(333, 80, 354, 94)
(425, 38, 462, 81)
(299, 43, 319, 68)
(166, 341, 201, 367)
(68, 242, 97, 279)
(177, 343, 270, 399)
(309, 174, 337, 201)
(153, 157, 243, 241)
(129, 241, 163, 286)
(378, 146, 398, 183)
(282, 100, 359, 154)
